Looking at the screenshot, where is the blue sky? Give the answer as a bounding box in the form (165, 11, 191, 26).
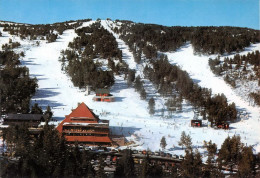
(0, 0, 259, 29)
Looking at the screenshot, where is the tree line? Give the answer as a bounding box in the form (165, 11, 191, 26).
(114, 20, 259, 59)
(1, 124, 259, 177)
(60, 22, 125, 89)
(0, 19, 90, 42)
(143, 55, 237, 124)
(0, 50, 38, 114)
(209, 50, 260, 106)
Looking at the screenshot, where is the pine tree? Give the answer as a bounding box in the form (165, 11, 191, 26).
(31, 103, 43, 114)
(178, 131, 186, 149)
(140, 88, 146, 100)
(127, 69, 135, 86)
(238, 146, 255, 177)
(122, 149, 135, 178)
(148, 97, 155, 115)
(141, 154, 150, 178)
(44, 105, 53, 125)
(160, 136, 167, 150)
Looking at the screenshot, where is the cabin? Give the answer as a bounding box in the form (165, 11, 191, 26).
(216, 122, 229, 129)
(93, 89, 114, 102)
(56, 102, 112, 146)
(2, 114, 44, 127)
(191, 120, 202, 127)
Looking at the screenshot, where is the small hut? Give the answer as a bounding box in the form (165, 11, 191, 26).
(191, 120, 202, 127)
(93, 89, 114, 102)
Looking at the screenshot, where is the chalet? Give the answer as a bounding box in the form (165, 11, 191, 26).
(93, 89, 114, 102)
(191, 120, 202, 127)
(2, 114, 44, 127)
(56, 102, 112, 146)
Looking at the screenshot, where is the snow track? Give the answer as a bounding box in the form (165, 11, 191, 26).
(166, 43, 260, 151)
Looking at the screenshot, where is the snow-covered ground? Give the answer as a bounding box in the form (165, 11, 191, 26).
(1, 20, 260, 156)
(166, 43, 260, 152)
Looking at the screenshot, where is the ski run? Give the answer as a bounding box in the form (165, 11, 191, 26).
(0, 20, 260, 156)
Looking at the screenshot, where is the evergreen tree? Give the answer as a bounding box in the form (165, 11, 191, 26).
(44, 105, 53, 125)
(181, 149, 203, 178)
(160, 136, 167, 150)
(238, 146, 255, 177)
(31, 103, 43, 114)
(178, 131, 186, 150)
(127, 69, 136, 86)
(217, 135, 243, 171)
(140, 88, 147, 100)
(122, 149, 135, 178)
(141, 154, 150, 178)
(148, 97, 155, 115)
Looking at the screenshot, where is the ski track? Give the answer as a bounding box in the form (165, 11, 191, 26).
(166, 43, 260, 151)
(0, 21, 260, 154)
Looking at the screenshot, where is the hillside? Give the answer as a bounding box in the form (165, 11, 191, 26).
(0, 19, 260, 156)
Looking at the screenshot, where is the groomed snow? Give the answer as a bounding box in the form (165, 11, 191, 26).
(166, 43, 260, 152)
(1, 21, 260, 155)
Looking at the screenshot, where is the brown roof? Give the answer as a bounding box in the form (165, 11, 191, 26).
(56, 102, 98, 132)
(95, 88, 110, 94)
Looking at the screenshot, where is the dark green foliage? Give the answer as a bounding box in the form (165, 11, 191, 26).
(160, 136, 167, 150)
(238, 146, 255, 177)
(1, 125, 95, 177)
(60, 22, 123, 89)
(250, 92, 260, 106)
(0, 50, 38, 113)
(1, 19, 88, 41)
(148, 97, 155, 115)
(218, 135, 256, 177)
(204, 140, 217, 157)
(73, 22, 122, 61)
(0, 50, 20, 65)
(120, 149, 135, 178)
(217, 135, 242, 167)
(2, 41, 21, 50)
(31, 103, 43, 114)
(178, 131, 192, 150)
(145, 54, 237, 123)
(133, 75, 147, 100)
(117, 21, 258, 57)
(61, 50, 114, 89)
(140, 88, 147, 100)
(46, 33, 58, 43)
(210, 51, 260, 106)
(44, 105, 53, 125)
(180, 149, 203, 178)
(127, 69, 136, 86)
(191, 27, 259, 54)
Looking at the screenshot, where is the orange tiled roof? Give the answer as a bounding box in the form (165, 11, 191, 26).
(57, 102, 98, 132)
(66, 136, 112, 143)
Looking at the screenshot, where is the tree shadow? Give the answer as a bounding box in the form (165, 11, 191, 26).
(21, 60, 40, 66)
(114, 97, 126, 102)
(109, 126, 141, 137)
(33, 88, 60, 99)
(31, 87, 65, 110)
(30, 99, 66, 111)
(111, 79, 128, 93)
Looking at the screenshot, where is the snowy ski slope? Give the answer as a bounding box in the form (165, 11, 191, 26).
(0, 20, 260, 154)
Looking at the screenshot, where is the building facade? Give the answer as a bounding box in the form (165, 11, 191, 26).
(93, 89, 115, 102)
(56, 102, 112, 146)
